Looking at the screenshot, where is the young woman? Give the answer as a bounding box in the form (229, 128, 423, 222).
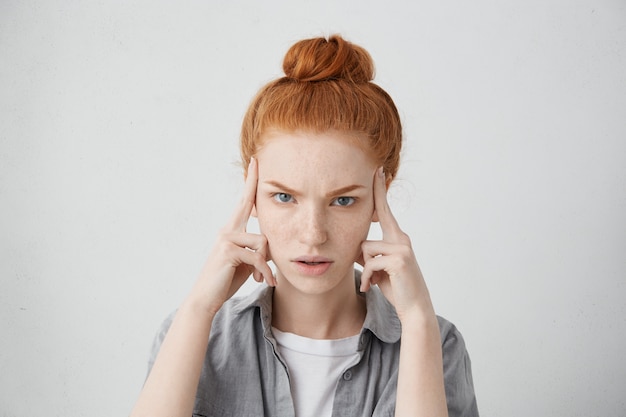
(131, 35, 478, 417)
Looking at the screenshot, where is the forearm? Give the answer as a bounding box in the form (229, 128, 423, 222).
(130, 298, 216, 417)
(395, 313, 448, 417)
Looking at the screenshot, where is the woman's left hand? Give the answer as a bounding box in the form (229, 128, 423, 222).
(359, 167, 436, 322)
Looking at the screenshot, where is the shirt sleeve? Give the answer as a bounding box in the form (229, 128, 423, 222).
(439, 317, 479, 417)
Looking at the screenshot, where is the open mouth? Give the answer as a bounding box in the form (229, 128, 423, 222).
(293, 257, 333, 275)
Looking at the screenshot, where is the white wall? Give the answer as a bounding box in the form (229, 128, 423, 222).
(1, 0, 625, 415)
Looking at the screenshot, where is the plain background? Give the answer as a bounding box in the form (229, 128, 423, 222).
(1, 0, 625, 415)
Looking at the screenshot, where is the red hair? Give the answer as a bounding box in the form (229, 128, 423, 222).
(240, 35, 402, 183)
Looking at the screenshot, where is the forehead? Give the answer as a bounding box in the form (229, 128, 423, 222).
(256, 130, 377, 178)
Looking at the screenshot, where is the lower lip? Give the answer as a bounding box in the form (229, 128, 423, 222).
(292, 261, 332, 276)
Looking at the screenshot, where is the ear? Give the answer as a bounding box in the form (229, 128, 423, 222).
(371, 210, 379, 223)
(251, 205, 258, 218)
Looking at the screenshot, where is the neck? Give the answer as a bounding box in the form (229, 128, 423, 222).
(271, 272, 366, 339)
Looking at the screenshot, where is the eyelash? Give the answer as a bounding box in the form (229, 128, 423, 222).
(273, 193, 294, 203)
(271, 193, 356, 207)
(331, 196, 356, 207)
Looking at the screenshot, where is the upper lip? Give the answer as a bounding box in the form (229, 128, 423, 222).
(293, 256, 333, 263)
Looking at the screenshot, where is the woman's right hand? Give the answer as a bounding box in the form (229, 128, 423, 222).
(187, 157, 275, 316)
(131, 159, 273, 417)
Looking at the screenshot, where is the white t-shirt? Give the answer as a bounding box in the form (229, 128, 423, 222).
(272, 327, 361, 417)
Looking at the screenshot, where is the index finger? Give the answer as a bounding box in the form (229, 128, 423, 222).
(373, 167, 402, 240)
(227, 157, 258, 232)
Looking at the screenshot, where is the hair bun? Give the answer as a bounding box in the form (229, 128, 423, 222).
(282, 35, 374, 83)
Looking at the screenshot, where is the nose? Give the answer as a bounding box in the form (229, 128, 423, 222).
(297, 204, 328, 247)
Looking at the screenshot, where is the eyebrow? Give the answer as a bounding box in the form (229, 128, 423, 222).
(263, 180, 366, 197)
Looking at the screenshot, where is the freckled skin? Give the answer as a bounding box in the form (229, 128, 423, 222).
(254, 130, 377, 298)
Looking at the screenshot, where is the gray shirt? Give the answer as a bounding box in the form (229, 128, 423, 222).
(149, 280, 479, 417)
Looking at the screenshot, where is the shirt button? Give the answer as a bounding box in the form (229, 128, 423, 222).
(343, 370, 353, 381)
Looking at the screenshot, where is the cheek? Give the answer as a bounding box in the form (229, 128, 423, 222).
(331, 212, 373, 245)
(261, 222, 294, 265)
(255, 203, 290, 243)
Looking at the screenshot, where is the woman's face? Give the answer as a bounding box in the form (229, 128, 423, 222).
(254, 130, 378, 296)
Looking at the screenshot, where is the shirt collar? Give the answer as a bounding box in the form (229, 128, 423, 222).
(232, 270, 402, 344)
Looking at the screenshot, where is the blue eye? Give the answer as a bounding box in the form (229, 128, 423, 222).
(273, 193, 293, 203)
(332, 196, 355, 207)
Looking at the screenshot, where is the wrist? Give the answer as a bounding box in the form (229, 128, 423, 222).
(398, 306, 439, 333)
(180, 293, 222, 323)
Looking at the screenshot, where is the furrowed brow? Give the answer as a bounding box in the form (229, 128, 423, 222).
(263, 181, 366, 198)
(263, 180, 299, 195)
(325, 184, 366, 197)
